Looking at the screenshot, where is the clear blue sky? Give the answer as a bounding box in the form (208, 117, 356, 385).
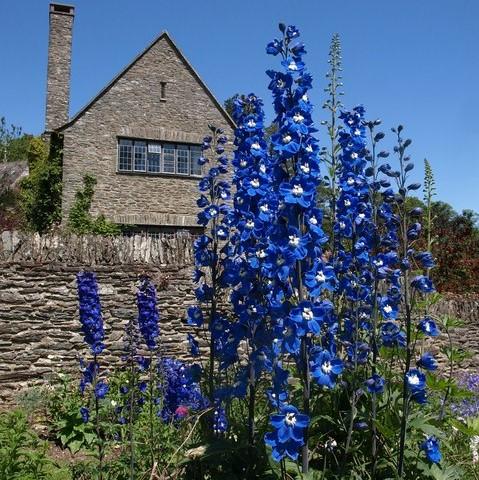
(1, 0, 477, 213)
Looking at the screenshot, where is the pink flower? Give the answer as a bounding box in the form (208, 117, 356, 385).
(175, 405, 189, 418)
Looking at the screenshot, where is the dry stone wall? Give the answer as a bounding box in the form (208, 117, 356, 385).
(0, 231, 197, 402)
(0, 231, 478, 402)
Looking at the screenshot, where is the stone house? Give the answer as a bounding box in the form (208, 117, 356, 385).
(45, 3, 235, 234)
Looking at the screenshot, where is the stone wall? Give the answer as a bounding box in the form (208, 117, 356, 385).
(0, 231, 197, 401)
(0, 231, 478, 402)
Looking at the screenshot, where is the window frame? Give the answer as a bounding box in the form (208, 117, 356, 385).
(116, 137, 203, 178)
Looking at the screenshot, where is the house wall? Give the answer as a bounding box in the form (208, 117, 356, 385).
(60, 35, 233, 227)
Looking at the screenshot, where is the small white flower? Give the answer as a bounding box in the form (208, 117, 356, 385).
(292, 184, 304, 196)
(288, 235, 300, 247)
(284, 412, 297, 426)
(293, 113, 304, 123)
(315, 271, 326, 283)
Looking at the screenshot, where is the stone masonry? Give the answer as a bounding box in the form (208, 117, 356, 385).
(0, 231, 197, 402)
(45, 4, 74, 132)
(0, 230, 478, 402)
(51, 19, 234, 228)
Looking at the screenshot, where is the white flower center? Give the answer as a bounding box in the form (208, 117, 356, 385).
(300, 163, 310, 173)
(344, 199, 351, 206)
(260, 204, 269, 212)
(339, 222, 346, 230)
(354, 128, 361, 136)
(209, 208, 218, 217)
(260, 164, 267, 173)
(315, 271, 326, 283)
(289, 235, 300, 247)
(302, 94, 309, 102)
(383, 305, 393, 314)
(292, 184, 304, 196)
(251, 178, 260, 188)
(247, 119, 256, 128)
(302, 308, 313, 321)
(251, 142, 261, 150)
(277, 79, 285, 88)
(240, 159, 247, 167)
(257, 249, 267, 258)
(246, 219, 255, 229)
(351, 152, 358, 159)
(309, 216, 317, 225)
(322, 361, 332, 374)
(347, 177, 354, 186)
(408, 374, 420, 386)
(283, 135, 292, 144)
(285, 412, 297, 426)
(288, 61, 298, 71)
(293, 113, 304, 123)
(305, 144, 313, 152)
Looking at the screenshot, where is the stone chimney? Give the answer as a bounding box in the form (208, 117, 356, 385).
(45, 3, 75, 132)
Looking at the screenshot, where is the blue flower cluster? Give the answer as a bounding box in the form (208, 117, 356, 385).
(187, 125, 234, 423)
(452, 373, 479, 418)
(137, 275, 160, 351)
(158, 358, 207, 422)
(420, 435, 441, 464)
(76, 271, 105, 355)
(186, 22, 441, 467)
(76, 271, 108, 422)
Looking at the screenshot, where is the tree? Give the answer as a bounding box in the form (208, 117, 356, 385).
(20, 134, 62, 233)
(0, 116, 31, 162)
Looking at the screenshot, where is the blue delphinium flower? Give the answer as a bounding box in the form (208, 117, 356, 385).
(310, 348, 343, 389)
(137, 276, 160, 350)
(365, 374, 386, 394)
(418, 352, 437, 371)
(418, 317, 440, 337)
(80, 406, 89, 423)
(411, 275, 435, 293)
(76, 271, 105, 355)
(406, 369, 427, 403)
(158, 358, 207, 423)
(95, 381, 109, 399)
(264, 405, 310, 461)
(420, 436, 441, 464)
(212, 403, 228, 435)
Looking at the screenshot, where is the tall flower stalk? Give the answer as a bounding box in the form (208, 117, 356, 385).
(188, 127, 233, 434)
(227, 93, 277, 450)
(136, 275, 160, 465)
(322, 33, 344, 251)
(76, 271, 107, 480)
(264, 24, 332, 473)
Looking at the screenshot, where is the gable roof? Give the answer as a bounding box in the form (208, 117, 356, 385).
(56, 31, 236, 131)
